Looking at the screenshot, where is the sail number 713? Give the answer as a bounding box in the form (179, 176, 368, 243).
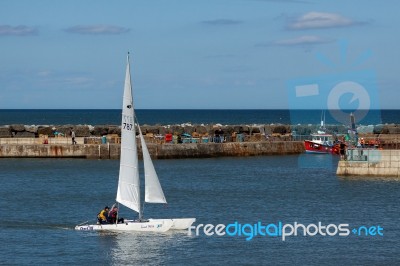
(123, 123, 133, 130)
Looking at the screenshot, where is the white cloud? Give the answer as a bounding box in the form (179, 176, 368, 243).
(64, 77, 93, 85)
(201, 19, 243, 26)
(287, 12, 360, 30)
(256, 35, 334, 47)
(274, 35, 334, 46)
(64, 25, 130, 35)
(37, 71, 51, 77)
(0, 25, 37, 36)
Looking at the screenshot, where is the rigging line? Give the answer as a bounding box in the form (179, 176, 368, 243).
(132, 113, 150, 220)
(116, 202, 119, 225)
(134, 113, 143, 131)
(135, 113, 146, 220)
(141, 200, 145, 220)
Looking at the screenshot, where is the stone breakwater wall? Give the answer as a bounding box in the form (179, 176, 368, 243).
(0, 123, 295, 138)
(1, 123, 400, 139)
(0, 141, 304, 159)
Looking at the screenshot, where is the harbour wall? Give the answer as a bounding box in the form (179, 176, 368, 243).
(337, 149, 400, 177)
(0, 141, 304, 159)
(3, 123, 400, 139)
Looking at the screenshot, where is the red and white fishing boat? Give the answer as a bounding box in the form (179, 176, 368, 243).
(304, 111, 340, 155)
(304, 132, 339, 154)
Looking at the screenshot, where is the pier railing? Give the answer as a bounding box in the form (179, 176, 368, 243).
(345, 148, 397, 163)
(2, 135, 398, 148)
(0, 134, 307, 146)
(345, 149, 376, 162)
(338, 148, 400, 177)
(0, 137, 84, 145)
(346, 135, 400, 149)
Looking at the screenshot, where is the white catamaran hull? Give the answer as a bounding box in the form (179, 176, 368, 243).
(75, 219, 174, 232)
(75, 218, 196, 231)
(171, 218, 196, 230)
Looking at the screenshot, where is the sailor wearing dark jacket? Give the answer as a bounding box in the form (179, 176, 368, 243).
(97, 206, 109, 224)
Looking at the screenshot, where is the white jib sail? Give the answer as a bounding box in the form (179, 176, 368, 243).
(138, 126, 167, 204)
(116, 54, 141, 213)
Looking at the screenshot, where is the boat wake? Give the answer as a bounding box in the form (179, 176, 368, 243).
(0, 221, 74, 230)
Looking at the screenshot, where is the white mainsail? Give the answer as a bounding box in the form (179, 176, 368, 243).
(138, 127, 167, 204)
(116, 54, 141, 214)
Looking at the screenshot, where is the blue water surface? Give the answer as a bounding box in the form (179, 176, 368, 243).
(0, 156, 399, 265)
(0, 109, 398, 125)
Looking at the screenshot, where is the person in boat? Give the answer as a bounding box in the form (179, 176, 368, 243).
(108, 206, 124, 224)
(97, 206, 110, 224)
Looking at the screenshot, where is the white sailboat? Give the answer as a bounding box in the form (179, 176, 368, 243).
(75, 54, 195, 232)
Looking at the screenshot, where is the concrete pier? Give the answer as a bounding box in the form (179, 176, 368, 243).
(337, 149, 400, 177)
(0, 141, 304, 159)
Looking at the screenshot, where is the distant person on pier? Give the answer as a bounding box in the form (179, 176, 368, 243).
(218, 128, 224, 143)
(340, 142, 346, 160)
(360, 138, 365, 148)
(214, 128, 224, 143)
(71, 129, 77, 145)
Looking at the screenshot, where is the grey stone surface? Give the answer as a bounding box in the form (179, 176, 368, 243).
(93, 125, 108, 136)
(3, 123, 400, 141)
(373, 125, 383, 134)
(193, 125, 208, 134)
(171, 125, 184, 135)
(158, 126, 168, 135)
(9, 124, 25, 132)
(143, 125, 159, 134)
(0, 127, 12, 138)
(250, 126, 260, 134)
(55, 125, 74, 136)
(107, 126, 121, 136)
(387, 125, 400, 134)
(183, 125, 194, 134)
(24, 125, 38, 134)
(272, 125, 288, 134)
(14, 131, 36, 138)
(37, 126, 53, 136)
(75, 125, 91, 137)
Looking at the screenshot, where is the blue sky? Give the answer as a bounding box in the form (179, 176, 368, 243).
(1, 0, 399, 109)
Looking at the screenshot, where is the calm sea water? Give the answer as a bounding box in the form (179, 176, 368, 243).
(1, 156, 399, 265)
(0, 109, 398, 125)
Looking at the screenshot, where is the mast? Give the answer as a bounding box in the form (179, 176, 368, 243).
(129, 52, 143, 220)
(116, 52, 141, 218)
(350, 112, 356, 131)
